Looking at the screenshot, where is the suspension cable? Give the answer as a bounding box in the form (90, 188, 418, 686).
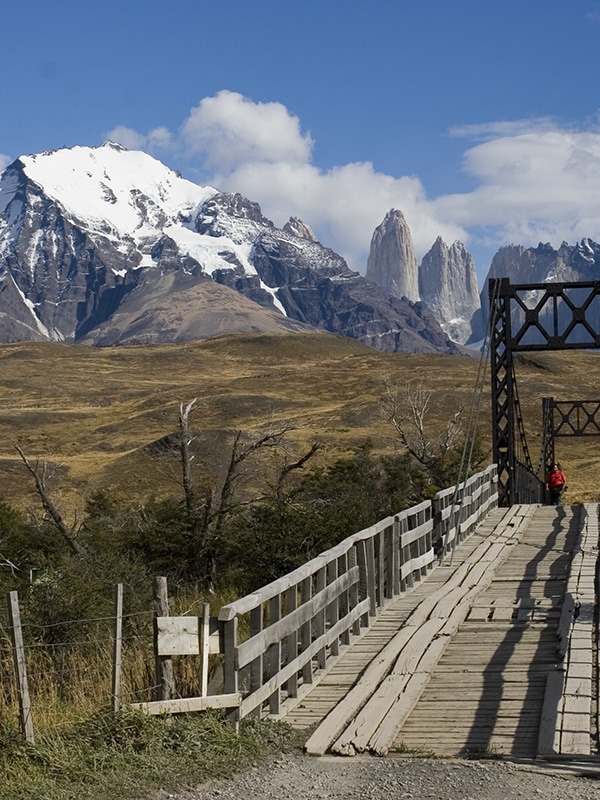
(440, 279, 499, 563)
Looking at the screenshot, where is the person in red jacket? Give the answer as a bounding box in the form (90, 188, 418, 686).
(547, 463, 567, 506)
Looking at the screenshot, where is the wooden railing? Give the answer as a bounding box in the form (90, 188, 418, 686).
(218, 464, 498, 722)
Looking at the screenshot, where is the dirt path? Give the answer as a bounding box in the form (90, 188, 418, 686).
(167, 752, 600, 800)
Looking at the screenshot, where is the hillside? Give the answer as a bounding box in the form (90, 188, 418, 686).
(0, 333, 599, 515)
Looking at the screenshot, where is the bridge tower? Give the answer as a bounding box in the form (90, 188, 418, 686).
(489, 277, 600, 506)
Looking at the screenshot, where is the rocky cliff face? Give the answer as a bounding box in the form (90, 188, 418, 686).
(365, 210, 480, 344)
(365, 209, 419, 302)
(0, 144, 461, 355)
(469, 238, 600, 342)
(419, 237, 480, 344)
(210, 200, 462, 355)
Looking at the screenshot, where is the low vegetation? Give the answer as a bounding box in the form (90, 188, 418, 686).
(0, 710, 300, 800)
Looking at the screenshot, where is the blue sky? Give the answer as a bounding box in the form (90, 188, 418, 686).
(2, 1, 600, 286)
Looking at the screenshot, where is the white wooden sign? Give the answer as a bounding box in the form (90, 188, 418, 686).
(156, 615, 222, 656)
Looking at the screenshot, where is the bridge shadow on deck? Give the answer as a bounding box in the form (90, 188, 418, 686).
(462, 505, 580, 758)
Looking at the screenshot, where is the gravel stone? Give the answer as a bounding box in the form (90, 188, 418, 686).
(166, 753, 600, 800)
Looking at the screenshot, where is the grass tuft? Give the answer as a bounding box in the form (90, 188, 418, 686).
(0, 707, 299, 800)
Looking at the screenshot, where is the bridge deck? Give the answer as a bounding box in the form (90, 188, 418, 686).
(284, 504, 595, 759)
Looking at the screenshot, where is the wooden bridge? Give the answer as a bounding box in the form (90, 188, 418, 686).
(217, 466, 598, 761)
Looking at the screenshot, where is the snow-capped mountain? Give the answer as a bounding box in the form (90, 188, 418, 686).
(0, 142, 462, 354)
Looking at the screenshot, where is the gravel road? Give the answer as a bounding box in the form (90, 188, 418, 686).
(164, 752, 600, 800)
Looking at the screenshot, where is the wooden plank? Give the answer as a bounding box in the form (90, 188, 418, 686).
(537, 669, 564, 756)
(131, 693, 241, 716)
(370, 670, 442, 756)
(337, 634, 450, 756)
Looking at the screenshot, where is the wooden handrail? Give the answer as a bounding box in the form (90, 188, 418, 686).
(219, 464, 498, 723)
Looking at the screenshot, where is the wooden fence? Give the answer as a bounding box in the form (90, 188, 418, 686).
(219, 464, 498, 723)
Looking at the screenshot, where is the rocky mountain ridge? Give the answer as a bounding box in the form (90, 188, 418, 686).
(365, 210, 480, 345)
(364, 210, 600, 346)
(0, 143, 462, 355)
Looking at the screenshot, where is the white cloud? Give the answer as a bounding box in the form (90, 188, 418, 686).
(106, 124, 174, 153)
(0, 153, 11, 171)
(448, 117, 560, 141)
(438, 124, 600, 255)
(181, 90, 313, 169)
(106, 94, 600, 277)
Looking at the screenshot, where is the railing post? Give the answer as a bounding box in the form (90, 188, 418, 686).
(268, 594, 282, 714)
(223, 616, 239, 728)
(315, 567, 328, 667)
(285, 586, 299, 698)
(355, 540, 370, 627)
(200, 602, 210, 698)
(327, 560, 340, 656)
(399, 513, 412, 591)
(338, 553, 350, 645)
(392, 516, 401, 596)
(300, 577, 314, 683)
(249, 604, 263, 715)
(348, 547, 361, 635)
(366, 536, 377, 617)
(376, 531, 385, 607)
(384, 522, 394, 599)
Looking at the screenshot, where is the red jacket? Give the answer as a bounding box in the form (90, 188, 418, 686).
(547, 468, 566, 490)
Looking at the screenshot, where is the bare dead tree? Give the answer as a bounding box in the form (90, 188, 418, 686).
(176, 402, 320, 588)
(380, 380, 463, 485)
(16, 446, 85, 557)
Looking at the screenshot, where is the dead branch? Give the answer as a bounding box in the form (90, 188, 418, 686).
(179, 398, 197, 516)
(16, 446, 85, 557)
(0, 552, 18, 574)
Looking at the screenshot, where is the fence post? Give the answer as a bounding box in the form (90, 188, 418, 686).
(7, 590, 34, 743)
(152, 576, 174, 701)
(112, 583, 123, 713)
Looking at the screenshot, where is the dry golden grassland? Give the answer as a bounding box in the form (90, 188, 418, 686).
(0, 332, 598, 513)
